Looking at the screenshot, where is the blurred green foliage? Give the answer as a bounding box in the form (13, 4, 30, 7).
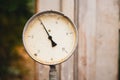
(0, 0, 34, 80)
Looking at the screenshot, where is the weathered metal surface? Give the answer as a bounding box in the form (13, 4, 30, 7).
(78, 0, 97, 80)
(60, 0, 75, 80)
(49, 65, 58, 80)
(38, 0, 60, 12)
(96, 0, 119, 80)
(35, 0, 119, 80)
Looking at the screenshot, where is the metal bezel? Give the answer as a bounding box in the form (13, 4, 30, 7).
(22, 10, 78, 65)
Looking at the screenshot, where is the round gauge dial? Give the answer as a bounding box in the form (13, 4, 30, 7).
(23, 11, 78, 65)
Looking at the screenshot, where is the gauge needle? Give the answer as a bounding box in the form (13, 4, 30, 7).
(38, 18, 57, 47)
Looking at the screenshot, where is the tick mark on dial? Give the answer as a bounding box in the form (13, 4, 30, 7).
(37, 50, 40, 53)
(48, 29, 51, 32)
(62, 47, 65, 51)
(34, 53, 37, 56)
(66, 32, 73, 35)
(51, 58, 53, 61)
(28, 35, 34, 38)
(62, 47, 68, 53)
(56, 21, 58, 24)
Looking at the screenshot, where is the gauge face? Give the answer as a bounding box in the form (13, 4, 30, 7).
(23, 11, 78, 65)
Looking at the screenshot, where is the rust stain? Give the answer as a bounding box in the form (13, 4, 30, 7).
(78, 26, 87, 80)
(79, 26, 87, 66)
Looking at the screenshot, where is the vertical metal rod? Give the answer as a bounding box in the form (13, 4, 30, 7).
(49, 65, 58, 80)
(74, 0, 79, 80)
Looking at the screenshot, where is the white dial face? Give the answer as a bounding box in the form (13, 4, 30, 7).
(23, 11, 77, 65)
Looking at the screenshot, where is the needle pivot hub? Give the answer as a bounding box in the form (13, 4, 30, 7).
(48, 36, 57, 47)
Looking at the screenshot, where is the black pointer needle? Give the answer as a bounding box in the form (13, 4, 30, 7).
(38, 18, 57, 47)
